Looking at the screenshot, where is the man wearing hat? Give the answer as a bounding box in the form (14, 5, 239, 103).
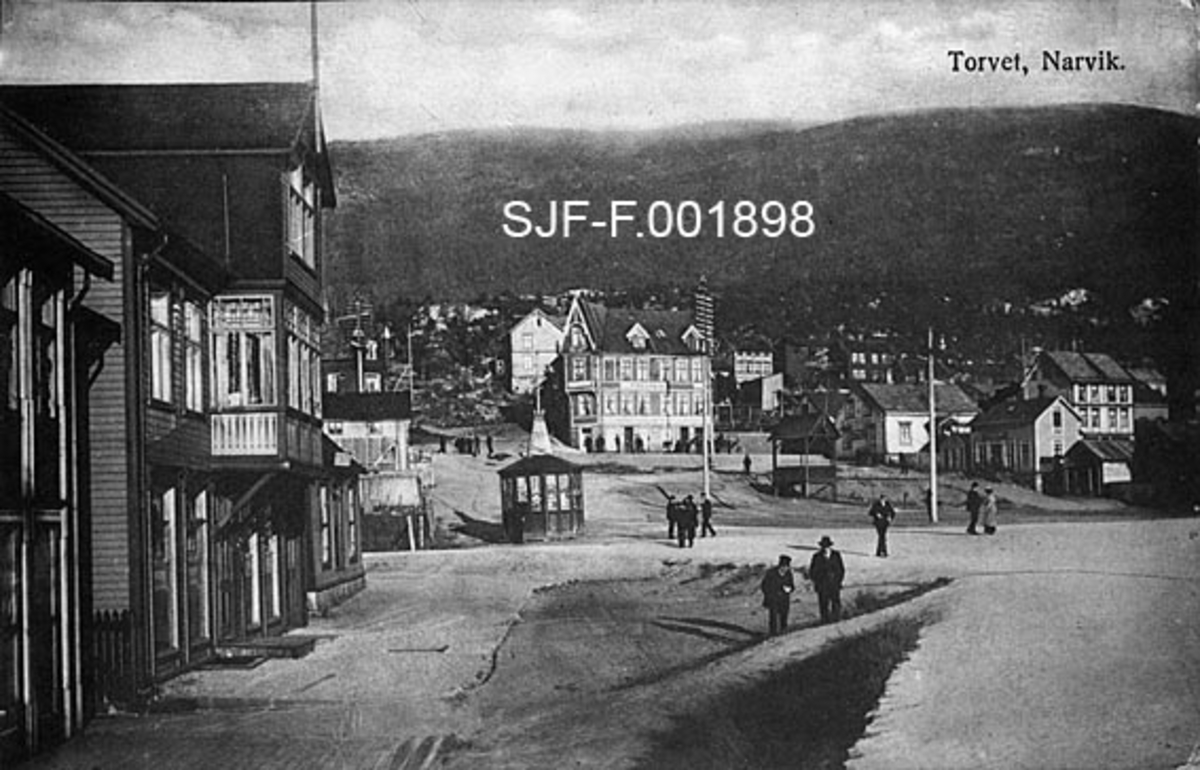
(760, 554, 795, 635)
(809, 536, 846, 624)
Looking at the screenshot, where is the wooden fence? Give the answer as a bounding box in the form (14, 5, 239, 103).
(89, 610, 135, 713)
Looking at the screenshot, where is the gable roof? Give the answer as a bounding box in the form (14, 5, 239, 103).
(1039, 351, 1134, 384)
(799, 389, 851, 416)
(856, 382, 978, 415)
(573, 299, 698, 355)
(973, 395, 1077, 428)
(498, 453, 583, 478)
(0, 82, 335, 206)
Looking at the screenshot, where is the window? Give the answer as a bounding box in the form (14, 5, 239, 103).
(603, 358, 616, 381)
(326, 373, 339, 393)
(571, 356, 588, 382)
(569, 326, 584, 350)
(636, 358, 649, 382)
(1090, 407, 1101, 429)
(619, 358, 633, 381)
(186, 489, 210, 643)
(212, 296, 276, 408)
(365, 340, 378, 361)
(319, 486, 332, 568)
(898, 421, 913, 447)
(691, 358, 702, 383)
(1106, 385, 1116, 403)
(326, 421, 344, 435)
(1107, 408, 1117, 431)
(523, 354, 534, 374)
(183, 302, 204, 411)
(266, 533, 280, 621)
(287, 167, 316, 269)
(363, 372, 382, 392)
(248, 532, 261, 626)
(1053, 440, 1063, 456)
(150, 291, 173, 403)
(1089, 385, 1101, 403)
(347, 486, 359, 562)
(1052, 409, 1062, 430)
(151, 484, 179, 653)
(1118, 408, 1130, 430)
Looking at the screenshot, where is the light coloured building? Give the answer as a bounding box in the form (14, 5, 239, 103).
(1023, 351, 1135, 438)
(509, 308, 564, 394)
(561, 296, 710, 453)
(733, 350, 774, 384)
(970, 395, 1082, 491)
(844, 382, 979, 468)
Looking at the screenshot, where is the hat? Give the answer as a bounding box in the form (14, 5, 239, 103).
(778, 554, 792, 564)
(818, 536, 834, 547)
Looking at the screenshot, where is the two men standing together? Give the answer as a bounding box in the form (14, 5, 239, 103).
(760, 535, 846, 635)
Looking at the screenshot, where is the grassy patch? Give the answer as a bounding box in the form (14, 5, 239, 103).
(637, 614, 932, 770)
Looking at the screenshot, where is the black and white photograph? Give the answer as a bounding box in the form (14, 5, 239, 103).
(1, 1, 1198, 767)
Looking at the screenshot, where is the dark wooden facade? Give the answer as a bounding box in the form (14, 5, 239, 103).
(0, 111, 122, 761)
(0, 83, 361, 745)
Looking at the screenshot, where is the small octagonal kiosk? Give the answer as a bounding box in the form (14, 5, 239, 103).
(498, 455, 585, 543)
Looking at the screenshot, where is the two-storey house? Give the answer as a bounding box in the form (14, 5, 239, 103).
(970, 395, 1082, 491)
(509, 308, 564, 394)
(1023, 350, 1135, 438)
(561, 297, 709, 453)
(0, 83, 362, 698)
(0, 105, 131, 760)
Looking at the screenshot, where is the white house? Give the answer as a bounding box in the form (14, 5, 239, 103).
(970, 395, 1082, 491)
(509, 308, 564, 394)
(844, 382, 979, 467)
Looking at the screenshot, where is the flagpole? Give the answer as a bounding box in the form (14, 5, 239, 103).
(928, 326, 939, 523)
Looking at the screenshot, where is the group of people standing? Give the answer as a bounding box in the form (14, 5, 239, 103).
(965, 482, 999, 535)
(666, 493, 715, 548)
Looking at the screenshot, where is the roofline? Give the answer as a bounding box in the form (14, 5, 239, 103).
(0, 102, 160, 230)
(81, 148, 294, 157)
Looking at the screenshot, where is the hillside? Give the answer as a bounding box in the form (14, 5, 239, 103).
(325, 103, 1195, 301)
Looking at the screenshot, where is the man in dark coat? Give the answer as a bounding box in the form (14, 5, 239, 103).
(700, 495, 715, 538)
(808, 535, 846, 624)
(868, 493, 897, 557)
(965, 482, 983, 535)
(760, 555, 795, 635)
(677, 495, 698, 548)
(666, 496, 678, 539)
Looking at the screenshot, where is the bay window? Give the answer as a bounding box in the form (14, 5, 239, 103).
(211, 296, 275, 408)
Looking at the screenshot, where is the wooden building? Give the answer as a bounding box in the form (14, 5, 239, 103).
(0, 108, 124, 760)
(0, 83, 360, 707)
(498, 455, 584, 543)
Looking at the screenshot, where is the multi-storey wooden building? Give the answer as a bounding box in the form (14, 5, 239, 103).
(509, 308, 564, 394)
(0, 103, 138, 760)
(0, 83, 362, 706)
(561, 297, 710, 453)
(1023, 350, 1136, 439)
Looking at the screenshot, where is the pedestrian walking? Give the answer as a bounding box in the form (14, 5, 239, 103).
(743, 453, 752, 476)
(965, 482, 983, 535)
(982, 487, 999, 535)
(677, 495, 698, 548)
(760, 555, 795, 635)
(808, 536, 845, 624)
(700, 495, 716, 537)
(867, 493, 897, 557)
(666, 495, 678, 539)
(486, 434, 494, 457)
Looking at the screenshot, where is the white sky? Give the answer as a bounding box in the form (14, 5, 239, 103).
(0, 0, 1194, 140)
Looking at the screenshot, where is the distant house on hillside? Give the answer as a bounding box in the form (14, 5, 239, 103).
(970, 395, 1081, 491)
(509, 308, 564, 394)
(1023, 350, 1135, 439)
(560, 295, 709, 453)
(796, 389, 854, 459)
(844, 382, 979, 469)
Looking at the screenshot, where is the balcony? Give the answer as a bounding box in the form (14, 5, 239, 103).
(212, 412, 278, 456)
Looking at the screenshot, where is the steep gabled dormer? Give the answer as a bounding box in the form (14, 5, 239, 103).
(682, 324, 705, 353)
(626, 322, 650, 351)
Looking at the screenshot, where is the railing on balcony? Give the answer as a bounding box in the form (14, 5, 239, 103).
(212, 411, 278, 456)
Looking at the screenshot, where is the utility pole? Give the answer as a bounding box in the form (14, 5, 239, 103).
(928, 326, 939, 523)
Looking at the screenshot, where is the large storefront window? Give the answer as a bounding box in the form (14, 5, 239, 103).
(212, 296, 275, 408)
(186, 489, 210, 644)
(151, 484, 179, 654)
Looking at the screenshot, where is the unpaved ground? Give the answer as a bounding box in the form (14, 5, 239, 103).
(121, 434, 1200, 770)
